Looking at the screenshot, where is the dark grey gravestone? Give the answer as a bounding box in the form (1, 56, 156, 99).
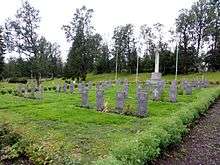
(137, 91, 147, 117)
(116, 92, 125, 113)
(70, 83, 74, 93)
(183, 80, 192, 95)
(78, 83, 83, 93)
(169, 80, 177, 102)
(124, 84, 129, 98)
(81, 87, 89, 107)
(96, 89, 104, 111)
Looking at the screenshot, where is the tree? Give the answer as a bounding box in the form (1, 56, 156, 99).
(0, 26, 5, 80)
(176, 9, 197, 73)
(112, 24, 136, 73)
(4, 1, 42, 85)
(94, 43, 111, 74)
(62, 6, 95, 81)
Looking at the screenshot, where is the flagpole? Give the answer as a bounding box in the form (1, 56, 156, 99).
(175, 43, 179, 81)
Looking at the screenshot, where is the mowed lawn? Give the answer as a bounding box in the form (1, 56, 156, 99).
(0, 81, 214, 164)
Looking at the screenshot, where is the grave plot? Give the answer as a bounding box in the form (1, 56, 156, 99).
(0, 79, 219, 164)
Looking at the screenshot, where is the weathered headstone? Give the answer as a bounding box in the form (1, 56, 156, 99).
(137, 91, 147, 117)
(116, 92, 125, 113)
(70, 83, 74, 93)
(124, 84, 129, 98)
(81, 87, 89, 107)
(169, 80, 177, 102)
(96, 89, 104, 111)
(183, 80, 192, 95)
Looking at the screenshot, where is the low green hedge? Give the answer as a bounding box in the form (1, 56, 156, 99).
(95, 86, 220, 165)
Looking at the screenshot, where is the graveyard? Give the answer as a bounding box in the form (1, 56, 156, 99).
(0, 0, 220, 164)
(0, 73, 220, 164)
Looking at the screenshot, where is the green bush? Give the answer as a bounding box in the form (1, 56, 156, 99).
(7, 89, 13, 94)
(0, 90, 7, 95)
(8, 77, 27, 84)
(94, 87, 220, 165)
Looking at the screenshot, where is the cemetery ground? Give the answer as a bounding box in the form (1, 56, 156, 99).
(0, 72, 220, 164)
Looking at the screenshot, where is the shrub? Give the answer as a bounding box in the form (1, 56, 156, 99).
(7, 89, 13, 94)
(48, 87, 52, 91)
(52, 86, 56, 91)
(44, 87, 48, 91)
(8, 77, 27, 84)
(216, 81, 220, 85)
(0, 90, 7, 95)
(74, 84, 78, 88)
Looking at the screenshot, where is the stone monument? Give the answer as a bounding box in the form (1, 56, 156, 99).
(151, 50, 161, 81)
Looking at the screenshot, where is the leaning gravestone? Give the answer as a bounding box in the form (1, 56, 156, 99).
(169, 80, 177, 102)
(116, 92, 125, 113)
(96, 89, 104, 111)
(81, 87, 89, 107)
(137, 91, 147, 117)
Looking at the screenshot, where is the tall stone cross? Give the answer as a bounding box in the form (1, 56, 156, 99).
(155, 50, 159, 73)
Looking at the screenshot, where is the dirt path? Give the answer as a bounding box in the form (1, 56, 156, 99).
(152, 99, 220, 165)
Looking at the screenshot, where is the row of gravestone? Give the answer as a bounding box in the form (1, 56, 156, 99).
(79, 81, 148, 117)
(16, 84, 43, 99)
(169, 79, 209, 103)
(56, 81, 113, 93)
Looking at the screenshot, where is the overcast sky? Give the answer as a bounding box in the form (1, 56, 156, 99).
(0, 0, 197, 61)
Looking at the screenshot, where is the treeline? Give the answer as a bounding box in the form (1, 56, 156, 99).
(0, 0, 219, 82)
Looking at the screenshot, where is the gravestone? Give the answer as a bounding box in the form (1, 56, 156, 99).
(56, 84, 61, 93)
(137, 91, 147, 117)
(96, 89, 104, 111)
(152, 88, 160, 101)
(124, 84, 129, 98)
(78, 83, 85, 93)
(81, 87, 89, 107)
(169, 80, 177, 102)
(63, 83, 67, 92)
(88, 81, 92, 89)
(116, 92, 125, 113)
(70, 83, 74, 93)
(183, 80, 192, 95)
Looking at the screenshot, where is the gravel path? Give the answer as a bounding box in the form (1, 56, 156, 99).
(152, 99, 220, 165)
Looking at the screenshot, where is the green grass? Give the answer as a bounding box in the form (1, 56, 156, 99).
(86, 71, 220, 82)
(0, 72, 220, 164)
(0, 80, 219, 164)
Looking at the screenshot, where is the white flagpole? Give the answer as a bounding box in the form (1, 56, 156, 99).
(175, 43, 179, 81)
(115, 53, 118, 81)
(136, 54, 139, 83)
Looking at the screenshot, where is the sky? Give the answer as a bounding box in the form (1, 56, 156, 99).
(0, 0, 197, 61)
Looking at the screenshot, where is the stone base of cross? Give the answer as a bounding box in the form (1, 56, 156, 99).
(150, 72, 162, 81)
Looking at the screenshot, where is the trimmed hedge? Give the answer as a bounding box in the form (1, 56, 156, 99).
(95, 86, 220, 165)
